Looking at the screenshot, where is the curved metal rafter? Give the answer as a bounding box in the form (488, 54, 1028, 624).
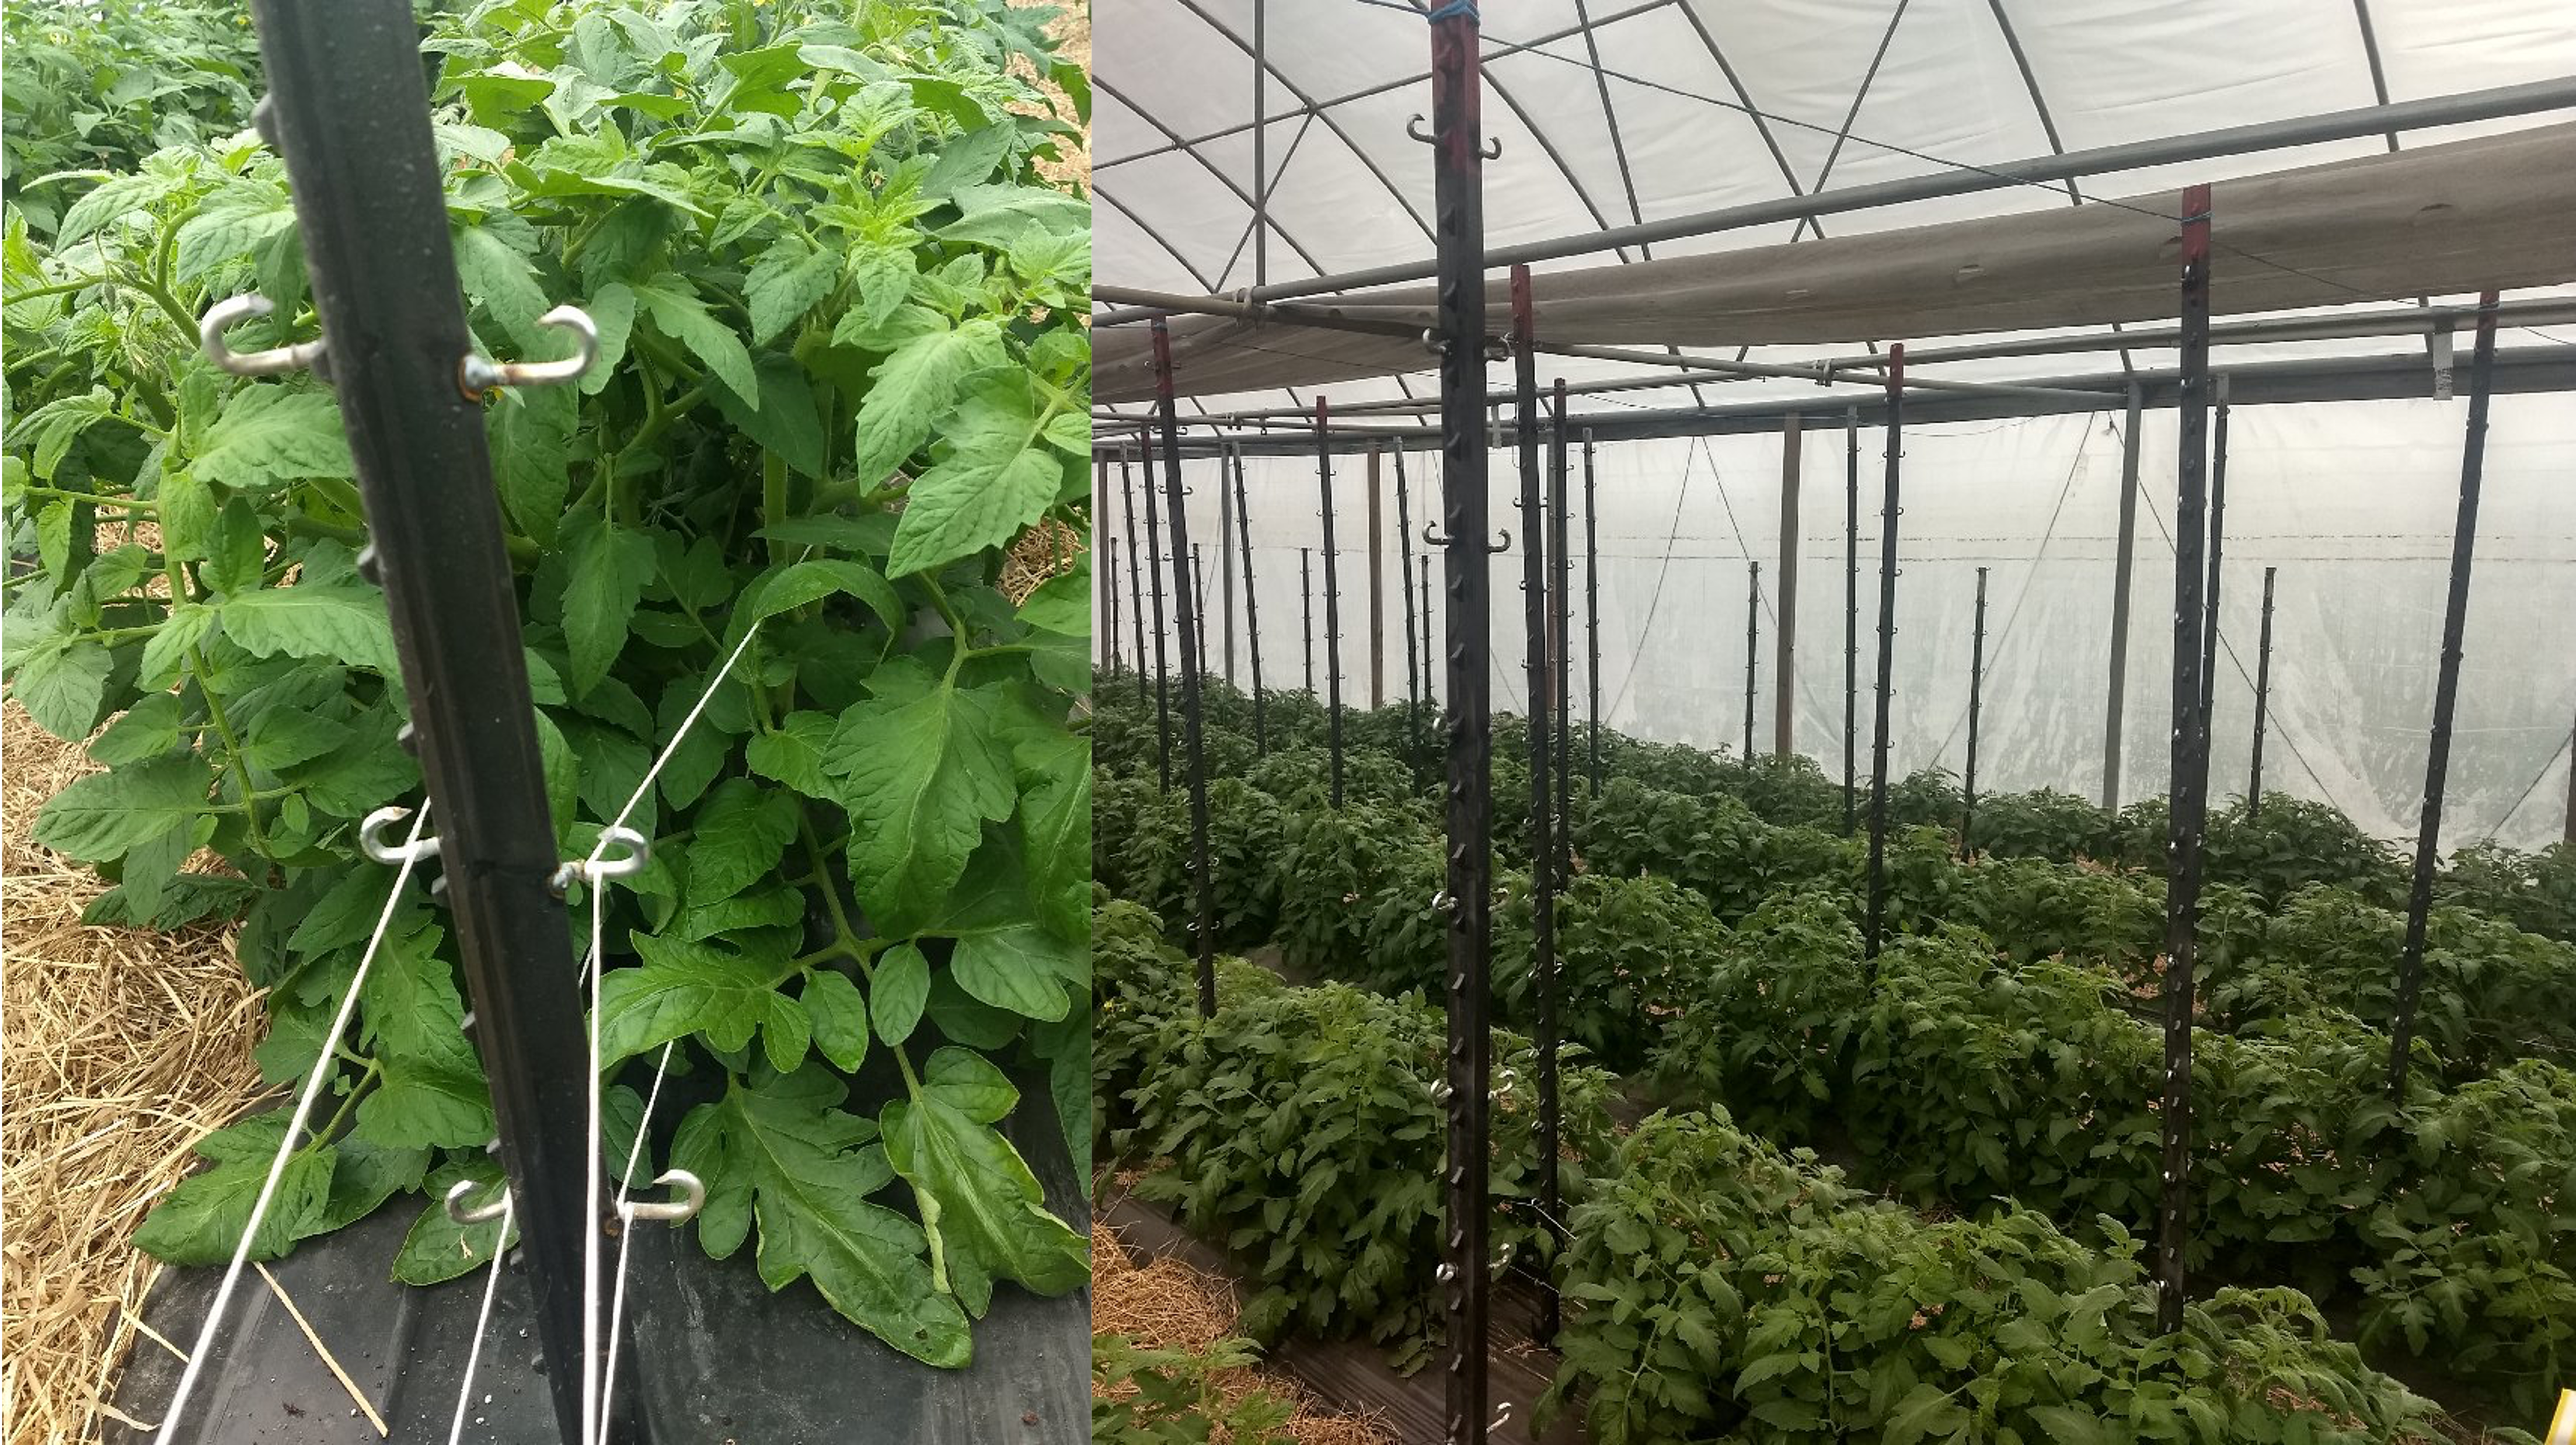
(2349, 0, 2401, 149)
(1982, 0, 2143, 375)
(1094, 72, 1336, 284)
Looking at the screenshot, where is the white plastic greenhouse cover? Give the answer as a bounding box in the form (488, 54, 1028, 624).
(1090, 0, 2576, 849)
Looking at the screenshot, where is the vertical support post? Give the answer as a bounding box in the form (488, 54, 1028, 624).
(2202, 376, 2231, 748)
(1232, 445, 1268, 755)
(1369, 444, 1388, 709)
(1962, 566, 1989, 861)
(1318, 399, 1346, 807)
(1121, 448, 1149, 704)
(1429, 7, 1497, 1437)
(1220, 441, 1238, 683)
(1509, 271, 1560, 1352)
(1190, 543, 1211, 679)
(1843, 406, 1860, 835)
(1396, 447, 1423, 768)
(1151, 322, 1218, 1018)
(1097, 457, 1116, 673)
(245, 6, 619, 1435)
(1549, 385, 1573, 890)
(1301, 547, 1316, 695)
(2104, 381, 2144, 810)
(1251, 0, 1267, 289)
(2155, 183, 2217, 1336)
(2249, 566, 2276, 814)
(2390, 293, 2499, 1098)
(1584, 430, 1603, 791)
(1141, 440, 1173, 791)
(1421, 553, 1437, 740)
(1864, 351, 1905, 962)
(1776, 412, 1800, 757)
(1744, 561, 1761, 761)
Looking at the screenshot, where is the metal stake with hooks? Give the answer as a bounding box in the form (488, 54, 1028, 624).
(1863, 351, 1906, 963)
(235, 2, 630, 1435)
(1152, 322, 1219, 1018)
(1961, 567, 1989, 861)
(1120, 450, 1150, 703)
(1232, 444, 1268, 755)
(1318, 398, 1346, 806)
(1139, 440, 1173, 789)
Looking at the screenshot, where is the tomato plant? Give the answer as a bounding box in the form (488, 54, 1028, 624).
(6, 0, 1093, 1367)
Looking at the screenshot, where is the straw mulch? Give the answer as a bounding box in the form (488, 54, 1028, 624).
(1093, 1221, 1392, 1445)
(1, 701, 270, 1445)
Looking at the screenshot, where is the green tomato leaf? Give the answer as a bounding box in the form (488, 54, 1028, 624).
(745, 235, 841, 345)
(194, 388, 354, 492)
(392, 1161, 518, 1286)
(886, 373, 1059, 577)
(801, 968, 872, 1073)
(599, 932, 804, 1068)
(824, 683, 1017, 930)
(668, 1065, 970, 1366)
(846, 317, 1005, 486)
(872, 941, 932, 1046)
(685, 778, 799, 908)
(220, 584, 400, 675)
(32, 753, 211, 862)
(630, 275, 757, 406)
(746, 709, 839, 800)
(10, 640, 111, 741)
(560, 518, 658, 698)
(881, 1075, 1086, 1316)
(132, 1113, 335, 1267)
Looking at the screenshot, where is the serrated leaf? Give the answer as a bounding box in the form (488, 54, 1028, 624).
(560, 518, 657, 698)
(668, 1065, 970, 1366)
(11, 640, 111, 741)
(882, 1080, 1086, 1317)
(630, 275, 757, 405)
(745, 236, 841, 345)
(686, 778, 799, 908)
(743, 558, 901, 631)
(90, 692, 186, 766)
(32, 753, 211, 862)
(194, 388, 354, 492)
(823, 683, 1016, 929)
(709, 356, 824, 479)
(221, 584, 400, 674)
(937, 183, 1086, 249)
(203, 495, 266, 597)
(802, 969, 872, 1073)
(132, 1113, 335, 1267)
(1015, 566, 1087, 635)
(845, 244, 916, 331)
(242, 707, 353, 772)
(1018, 750, 1088, 942)
(490, 382, 578, 538)
(747, 710, 838, 799)
(600, 932, 804, 1068)
(872, 941, 932, 1046)
(847, 318, 1005, 485)
(887, 373, 1059, 577)
(175, 187, 295, 281)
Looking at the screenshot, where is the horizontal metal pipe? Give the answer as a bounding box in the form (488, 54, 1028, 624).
(1091, 283, 1437, 342)
(1093, 346, 2576, 454)
(1099, 297, 2576, 427)
(1093, 78, 2576, 323)
(1540, 339, 2120, 403)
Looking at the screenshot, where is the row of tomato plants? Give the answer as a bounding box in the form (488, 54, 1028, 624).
(1090, 892, 2502, 1444)
(1092, 676, 2574, 944)
(1089, 700, 2574, 1411)
(1092, 683, 2576, 1085)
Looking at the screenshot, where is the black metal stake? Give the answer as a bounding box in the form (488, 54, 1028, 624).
(246, 4, 623, 1436)
(1430, 8, 1496, 1437)
(1141, 438, 1173, 791)
(2156, 182, 2216, 1336)
(1102, 535, 1120, 676)
(1317, 398, 1346, 807)
(1420, 556, 1436, 776)
(1743, 560, 1760, 761)
(1232, 444, 1267, 755)
(1961, 566, 1989, 861)
(1121, 449, 1150, 704)
(2390, 293, 2500, 1098)
(1510, 267, 1560, 1350)
(1583, 430, 1602, 792)
(2249, 567, 2276, 814)
(1300, 546, 1315, 695)
(1190, 542, 1211, 679)
(1863, 355, 1905, 960)
(1396, 446, 1422, 772)
(2201, 376, 2231, 750)
(1550, 384, 1573, 889)
(1151, 322, 1218, 1018)
(1843, 405, 1860, 836)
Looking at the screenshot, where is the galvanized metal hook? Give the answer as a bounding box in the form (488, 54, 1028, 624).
(1404, 114, 1501, 158)
(1491, 1402, 1515, 1432)
(550, 824, 651, 895)
(200, 294, 326, 377)
(445, 1177, 509, 1225)
(619, 1169, 705, 1225)
(458, 304, 598, 399)
(359, 805, 442, 866)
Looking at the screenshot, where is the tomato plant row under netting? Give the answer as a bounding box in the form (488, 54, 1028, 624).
(3, 0, 1094, 1436)
(1090, 683, 2575, 1433)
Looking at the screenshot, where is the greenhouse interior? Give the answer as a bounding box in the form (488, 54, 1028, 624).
(1089, 2, 2575, 1443)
